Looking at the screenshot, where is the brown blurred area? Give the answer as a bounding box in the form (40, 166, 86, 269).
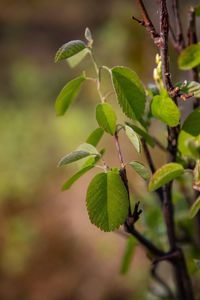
(0, 1, 199, 300)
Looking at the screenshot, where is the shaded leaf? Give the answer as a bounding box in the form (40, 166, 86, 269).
(129, 161, 151, 180)
(151, 93, 180, 127)
(58, 143, 99, 167)
(195, 6, 200, 16)
(189, 196, 200, 218)
(178, 44, 200, 70)
(125, 125, 141, 153)
(86, 170, 129, 232)
(62, 165, 94, 190)
(148, 163, 184, 192)
(182, 107, 200, 136)
(55, 40, 86, 62)
(55, 74, 85, 116)
(96, 103, 117, 135)
(111, 66, 146, 122)
(86, 128, 104, 146)
(120, 237, 137, 275)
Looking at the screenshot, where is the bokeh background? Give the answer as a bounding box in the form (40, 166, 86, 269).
(0, 1, 200, 300)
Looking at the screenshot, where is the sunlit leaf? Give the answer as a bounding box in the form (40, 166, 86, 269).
(125, 125, 141, 153)
(129, 161, 151, 180)
(120, 236, 137, 274)
(148, 163, 184, 191)
(55, 74, 85, 116)
(96, 103, 117, 135)
(151, 93, 180, 127)
(55, 40, 86, 62)
(85, 27, 93, 43)
(86, 170, 129, 232)
(178, 44, 200, 70)
(111, 66, 146, 122)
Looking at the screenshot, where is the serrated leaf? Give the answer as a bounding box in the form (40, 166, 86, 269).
(148, 163, 184, 192)
(120, 236, 137, 275)
(151, 93, 180, 127)
(58, 143, 99, 167)
(182, 107, 200, 136)
(129, 161, 151, 180)
(176, 81, 200, 98)
(85, 27, 93, 43)
(55, 74, 85, 116)
(86, 170, 129, 232)
(86, 128, 104, 146)
(178, 44, 200, 70)
(189, 196, 200, 218)
(55, 40, 86, 62)
(67, 48, 89, 68)
(125, 125, 141, 153)
(125, 122, 155, 147)
(111, 66, 146, 122)
(62, 165, 94, 190)
(96, 103, 117, 135)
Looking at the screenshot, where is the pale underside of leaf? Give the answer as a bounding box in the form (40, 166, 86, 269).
(129, 161, 151, 180)
(125, 125, 141, 153)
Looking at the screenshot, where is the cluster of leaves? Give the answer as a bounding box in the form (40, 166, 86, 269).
(54, 28, 200, 271)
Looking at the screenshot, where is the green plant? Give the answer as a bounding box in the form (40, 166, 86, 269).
(54, 1, 200, 299)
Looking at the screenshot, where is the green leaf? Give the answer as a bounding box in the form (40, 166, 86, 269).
(125, 125, 141, 153)
(151, 93, 180, 127)
(55, 74, 85, 116)
(111, 66, 146, 122)
(86, 128, 104, 146)
(96, 103, 117, 135)
(86, 170, 129, 232)
(182, 107, 200, 136)
(120, 236, 137, 275)
(62, 165, 94, 190)
(189, 196, 200, 218)
(67, 48, 89, 68)
(58, 143, 99, 167)
(176, 81, 200, 98)
(178, 44, 200, 70)
(195, 6, 200, 16)
(148, 163, 184, 192)
(129, 161, 151, 180)
(55, 40, 86, 62)
(125, 122, 155, 147)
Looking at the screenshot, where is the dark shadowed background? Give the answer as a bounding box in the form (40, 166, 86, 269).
(0, 1, 199, 300)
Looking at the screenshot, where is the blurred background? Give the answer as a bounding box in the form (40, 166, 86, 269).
(0, 1, 199, 300)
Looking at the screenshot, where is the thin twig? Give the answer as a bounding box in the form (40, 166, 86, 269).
(151, 263, 176, 300)
(187, 6, 200, 109)
(172, 0, 185, 51)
